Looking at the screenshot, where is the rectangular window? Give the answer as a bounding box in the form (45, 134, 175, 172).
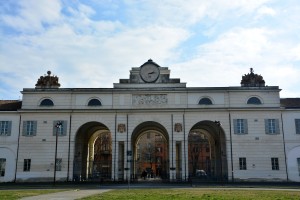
(56, 158, 62, 171)
(234, 119, 248, 134)
(23, 159, 31, 171)
(298, 158, 300, 176)
(22, 121, 37, 136)
(0, 121, 11, 136)
(268, 119, 276, 134)
(0, 158, 6, 177)
(295, 119, 300, 134)
(239, 157, 247, 170)
(265, 119, 280, 134)
(53, 121, 67, 136)
(271, 157, 279, 170)
(237, 119, 244, 133)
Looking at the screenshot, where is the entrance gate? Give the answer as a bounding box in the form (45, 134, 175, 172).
(131, 121, 169, 182)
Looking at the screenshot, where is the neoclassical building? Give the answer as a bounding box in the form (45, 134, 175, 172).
(0, 59, 300, 183)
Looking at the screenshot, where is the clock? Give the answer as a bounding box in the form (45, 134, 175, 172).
(140, 63, 160, 83)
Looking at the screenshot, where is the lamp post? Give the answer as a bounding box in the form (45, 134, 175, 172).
(54, 121, 62, 185)
(214, 121, 222, 182)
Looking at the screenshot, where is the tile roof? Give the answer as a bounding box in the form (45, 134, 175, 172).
(0, 100, 22, 111)
(280, 98, 300, 108)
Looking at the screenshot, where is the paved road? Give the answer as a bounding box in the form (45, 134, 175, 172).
(21, 189, 111, 200)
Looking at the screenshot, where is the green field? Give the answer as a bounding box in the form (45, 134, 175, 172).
(0, 189, 66, 200)
(0, 188, 299, 200)
(81, 188, 300, 200)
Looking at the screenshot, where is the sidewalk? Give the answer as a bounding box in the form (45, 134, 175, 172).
(21, 189, 111, 200)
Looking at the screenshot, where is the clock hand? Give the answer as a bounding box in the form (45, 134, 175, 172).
(148, 71, 155, 74)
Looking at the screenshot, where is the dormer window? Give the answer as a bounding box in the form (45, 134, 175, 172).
(88, 98, 102, 106)
(247, 97, 262, 105)
(199, 97, 213, 105)
(40, 98, 54, 106)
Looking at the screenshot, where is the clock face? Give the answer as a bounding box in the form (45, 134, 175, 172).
(140, 63, 159, 83)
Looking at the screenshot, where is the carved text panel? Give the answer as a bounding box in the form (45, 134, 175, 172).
(132, 94, 168, 105)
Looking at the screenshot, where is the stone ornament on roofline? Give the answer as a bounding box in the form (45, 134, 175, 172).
(35, 71, 61, 88)
(241, 68, 265, 87)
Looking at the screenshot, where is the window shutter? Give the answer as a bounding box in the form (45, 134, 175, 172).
(32, 121, 37, 136)
(244, 119, 248, 134)
(275, 119, 280, 134)
(295, 119, 300, 134)
(264, 119, 269, 134)
(7, 121, 12, 136)
(53, 121, 57, 136)
(233, 119, 238, 134)
(22, 121, 27, 136)
(63, 121, 67, 136)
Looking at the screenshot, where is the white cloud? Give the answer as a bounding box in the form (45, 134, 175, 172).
(1, 0, 62, 33)
(0, 0, 300, 99)
(124, 0, 272, 27)
(171, 24, 300, 98)
(256, 6, 276, 18)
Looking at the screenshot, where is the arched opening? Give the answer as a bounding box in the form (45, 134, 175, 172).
(40, 98, 54, 106)
(247, 97, 262, 105)
(188, 121, 227, 181)
(131, 121, 169, 181)
(88, 98, 102, 106)
(73, 122, 112, 181)
(199, 97, 213, 105)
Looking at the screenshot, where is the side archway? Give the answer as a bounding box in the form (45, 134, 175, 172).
(287, 146, 300, 182)
(73, 122, 112, 181)
(188, 120, 227, 181)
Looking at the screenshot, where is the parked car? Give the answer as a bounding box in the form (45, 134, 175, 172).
(196, 169, 207, 179)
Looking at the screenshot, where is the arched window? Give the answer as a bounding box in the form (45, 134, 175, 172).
(40, 99, 54, 106)
(247, 97, 262, 105)
(199, 97, 213, 105)
(88, 98, 102, 106)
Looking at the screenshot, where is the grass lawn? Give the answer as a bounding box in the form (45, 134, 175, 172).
(81, 188, 300, 200)
(0, 189, 66, 200)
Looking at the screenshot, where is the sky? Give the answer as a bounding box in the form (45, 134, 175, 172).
(1, 0, 300, 100)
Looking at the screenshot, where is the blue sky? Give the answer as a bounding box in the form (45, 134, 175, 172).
(1, 0, 300, 100)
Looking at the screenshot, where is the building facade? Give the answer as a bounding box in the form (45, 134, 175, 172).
(0, 59, 300, 183)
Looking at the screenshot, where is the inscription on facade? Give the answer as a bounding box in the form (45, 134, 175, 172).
(132, 94, 168, 105)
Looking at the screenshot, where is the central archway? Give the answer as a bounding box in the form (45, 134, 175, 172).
(131, 121, 169, 181)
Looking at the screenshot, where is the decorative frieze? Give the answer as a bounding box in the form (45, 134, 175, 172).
(132, 94, 167, 105)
